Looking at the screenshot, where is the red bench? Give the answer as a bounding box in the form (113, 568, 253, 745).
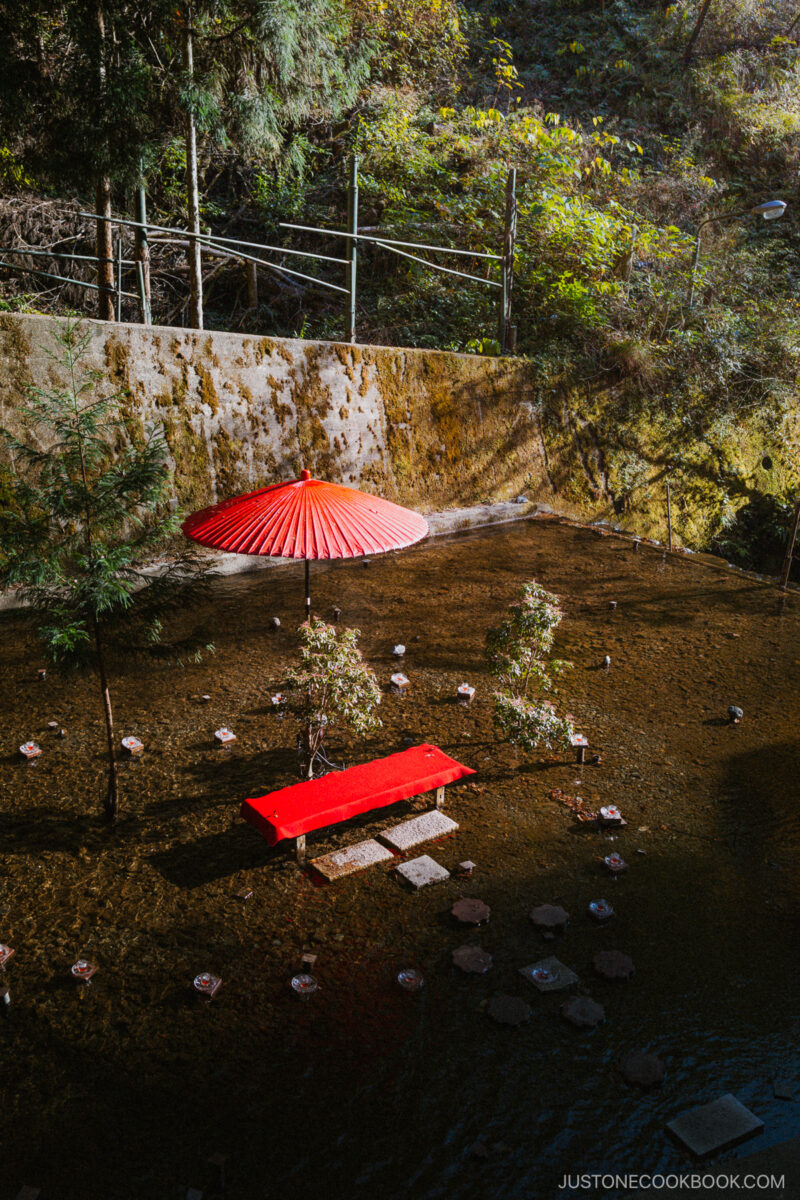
(241, 743, 475, 859)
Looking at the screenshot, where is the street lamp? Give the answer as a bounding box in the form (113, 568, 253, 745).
(688, 199, 787, 308)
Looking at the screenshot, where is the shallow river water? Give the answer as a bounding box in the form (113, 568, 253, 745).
(2, 517, 800, 1200)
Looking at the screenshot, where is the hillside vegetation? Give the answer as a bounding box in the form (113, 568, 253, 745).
(0, 1, 799, 566)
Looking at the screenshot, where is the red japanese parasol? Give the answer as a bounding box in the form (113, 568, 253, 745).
(182, 469, 428, 617)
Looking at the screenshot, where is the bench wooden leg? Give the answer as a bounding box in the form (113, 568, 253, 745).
(435, 786, 445, 810)
(296, 834, 306, 862)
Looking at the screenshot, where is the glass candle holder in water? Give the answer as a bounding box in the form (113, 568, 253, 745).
(291, 973, 318, 998)
(397, 968, 424, 992)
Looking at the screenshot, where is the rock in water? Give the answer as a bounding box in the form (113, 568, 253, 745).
(620, 1052, 665, 1087)
(593, 949, 635, 981)
(529, 903, 569, 932)
(561, 995, 605, 1028)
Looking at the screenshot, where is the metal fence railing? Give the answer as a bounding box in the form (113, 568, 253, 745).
(0, 158, 519, 350)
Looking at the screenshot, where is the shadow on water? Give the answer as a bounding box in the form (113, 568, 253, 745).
(718, 739, 800, 869)
(148, 823, 280, 888)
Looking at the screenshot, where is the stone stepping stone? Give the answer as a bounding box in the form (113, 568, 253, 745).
(519, 956, 578, 993)
(561, 995, 605, 1028)
(593, 949, 635, 981)
(452, 945, 493, 974)
(452, 897, 490, 925)
(529, 903, 569, 932)
(487, 993, 531, 1026)
(312, 839, 393, 881)
(380, 809, 458, 852)
(773, 1079, 796, 1101)
(396, 854, 450, 889)
(620, 1051, 665, 1088)
(667, 1094, 763, 1158)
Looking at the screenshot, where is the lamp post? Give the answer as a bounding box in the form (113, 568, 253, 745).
(688, 199, 787, 309)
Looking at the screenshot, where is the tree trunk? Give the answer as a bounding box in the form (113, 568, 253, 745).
(683, 0, 715, 64)
(95, 178, 114, 321)
(92, 617, 119, 821)
(183, 7, 203, 329)
(246, 260, 258, 311)
(95, 3, 114, 320)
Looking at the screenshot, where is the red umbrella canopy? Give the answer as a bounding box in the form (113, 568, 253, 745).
(182, 469, 429, 560)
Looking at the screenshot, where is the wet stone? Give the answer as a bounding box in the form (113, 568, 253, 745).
(561, 995, 605, 1029)
(529, 903, 569, 932)
(452, 945, 493, 974)
(773, 1080, 795, 1101)
(452, 898, 490, 925)
(519, 956, 579, 993)
(593, 949, 635, 981)
(667, 1094, 763, 1158)
(395, 855, 450, 889)
(487, 994, 532, 1026)
(620, 1052, 665, 1087)
(380, 810, 458, 852)
(312, 839, 393, 882)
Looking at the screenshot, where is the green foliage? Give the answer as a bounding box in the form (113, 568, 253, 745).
(285, 617, 382, 777)
(350, 0, 468, 88)
(492, 692, 575, 755)
(485, 580, 574, 756)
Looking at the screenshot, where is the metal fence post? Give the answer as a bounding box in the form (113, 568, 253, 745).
(498, 167, 517, 352)
(136, 261, 150, 325)
(346, 155, 359, 343)
(134, 166, 151, 324)
(116, 235, 123, 323)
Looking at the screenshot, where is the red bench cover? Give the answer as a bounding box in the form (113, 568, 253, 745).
(241, 743, 475, 846)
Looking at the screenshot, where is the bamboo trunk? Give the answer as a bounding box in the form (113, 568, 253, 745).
(94, 3, 114, 321)
(95, 178, 114, 321)
(183, 8, 203, 329)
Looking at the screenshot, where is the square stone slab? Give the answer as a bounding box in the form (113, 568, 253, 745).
(396, 855, 450, 889)
(312, 839, 394, 881)
(380, 809, 458, 852)
(519, 956, 579, 992)
(667, 1094, 763, 1158)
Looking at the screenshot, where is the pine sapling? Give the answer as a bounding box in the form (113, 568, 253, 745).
(485, 579, 574, 755)
(0, 318, 212, 821)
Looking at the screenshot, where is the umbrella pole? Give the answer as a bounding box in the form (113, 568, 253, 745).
(305, 558, 310, 622)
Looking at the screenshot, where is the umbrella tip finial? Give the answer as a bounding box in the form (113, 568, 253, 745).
(300, 468, 311, 481)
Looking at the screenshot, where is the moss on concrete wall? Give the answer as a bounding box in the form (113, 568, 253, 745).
(0, 312, 791, 550)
